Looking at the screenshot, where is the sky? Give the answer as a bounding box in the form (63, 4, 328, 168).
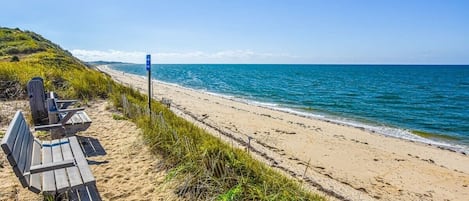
(1, 0, 468, 64)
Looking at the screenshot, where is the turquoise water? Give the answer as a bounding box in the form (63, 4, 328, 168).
(109, 64, 469, 151)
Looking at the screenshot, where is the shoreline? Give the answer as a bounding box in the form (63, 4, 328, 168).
(98, 65, 469, 200)
(107, 64, 468, 154)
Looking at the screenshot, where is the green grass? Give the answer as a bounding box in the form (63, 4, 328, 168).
(112, 114, 127, 120)
(0, 27, 325, 200)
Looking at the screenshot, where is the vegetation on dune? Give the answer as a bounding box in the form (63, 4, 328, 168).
(0, 27, 324, 200)
(0, 27, 112, 100)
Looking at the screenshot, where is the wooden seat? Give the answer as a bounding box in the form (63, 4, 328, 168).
(27, 78, 92, 138)
(161, 97, 172, 108)
(40, 92, 92, 137)
(1, 111, 100, 200)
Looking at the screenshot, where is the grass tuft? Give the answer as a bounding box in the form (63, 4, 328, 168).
(112, 114, 127, 120)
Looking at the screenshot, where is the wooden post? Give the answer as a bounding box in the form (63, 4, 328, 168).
(247, 136, 253, 153)
(303, 158, 311, 178)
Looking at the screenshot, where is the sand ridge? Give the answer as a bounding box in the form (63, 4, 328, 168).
(99, 65, 469, 201)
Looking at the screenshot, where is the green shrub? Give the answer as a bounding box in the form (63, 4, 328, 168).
(10, 55, 19, 62)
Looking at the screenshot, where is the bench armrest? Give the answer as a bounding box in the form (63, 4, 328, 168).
(49, 107, 85, 114)
(34, 124, 63, 131)
(28, 160, 75, 174)
(56, 100, 78, 109)
(56, 99, 78, 103)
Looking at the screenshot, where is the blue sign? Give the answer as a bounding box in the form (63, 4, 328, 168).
(146, 54, 151, 71)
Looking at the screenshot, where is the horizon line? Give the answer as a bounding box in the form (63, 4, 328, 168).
(88, 61, 469, 66)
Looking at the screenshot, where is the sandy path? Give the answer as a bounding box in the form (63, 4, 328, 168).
(0, 100, 182, 201)
(99, 65, 469, 201)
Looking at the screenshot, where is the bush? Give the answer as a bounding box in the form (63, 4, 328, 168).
(10, 55, 19, 62)
(5, 47, 19, 54)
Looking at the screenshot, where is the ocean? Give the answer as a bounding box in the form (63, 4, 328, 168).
(109, 64, 469, 152)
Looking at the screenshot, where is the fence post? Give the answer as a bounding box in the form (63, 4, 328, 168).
(303, 158, 311, 178)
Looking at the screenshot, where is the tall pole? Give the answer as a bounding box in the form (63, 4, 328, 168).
(146, 54, 152, 118)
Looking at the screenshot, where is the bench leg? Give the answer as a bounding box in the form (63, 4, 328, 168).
(68, 184, 101, 201)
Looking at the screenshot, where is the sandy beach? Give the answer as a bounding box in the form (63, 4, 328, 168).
(99, 65, 469, 201)
(0, 100, 182, 201)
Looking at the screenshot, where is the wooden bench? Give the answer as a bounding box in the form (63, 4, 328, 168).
(27, 78, 92, 137)
(41, 92, 92, 136)
(161, 97, 172, 108)
(1, 111, 100, 200)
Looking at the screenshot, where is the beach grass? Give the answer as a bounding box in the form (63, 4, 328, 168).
(0, 27, 324, 200)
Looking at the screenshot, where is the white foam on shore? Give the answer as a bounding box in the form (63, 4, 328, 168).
(248, 101, 469, 153)
(104, 65, 469, 153)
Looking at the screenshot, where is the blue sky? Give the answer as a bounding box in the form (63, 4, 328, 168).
(1, 0, 468, 64)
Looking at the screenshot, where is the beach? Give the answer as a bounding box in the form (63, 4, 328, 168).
(99, 65, 469, 201)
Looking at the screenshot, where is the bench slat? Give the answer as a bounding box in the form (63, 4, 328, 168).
(80, 112, 92, 123)
(60, 138, 84, 189)
(71, 113, 81, 124)
(62, 111, 78, 125)
(29, 139, 42, 193)
(75, 113, 85, 124)
(11, 118, 29, 166)
(1, 111, 22, 155)
(69, 137, 95, 185)
(16, 131, 33, 187)
(52, 139, 70, 192)
(41, 140, 56, 194)
(22, 137, 35, 189)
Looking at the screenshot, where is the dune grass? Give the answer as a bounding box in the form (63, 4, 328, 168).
(0, 27, 324, 200)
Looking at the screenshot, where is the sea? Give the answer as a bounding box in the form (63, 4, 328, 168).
(108, 64, 469, 153)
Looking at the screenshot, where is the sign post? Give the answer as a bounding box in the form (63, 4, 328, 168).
(146, 54, 151, 117)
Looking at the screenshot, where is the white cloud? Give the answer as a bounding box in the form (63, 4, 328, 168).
(70, 49, 300, 64)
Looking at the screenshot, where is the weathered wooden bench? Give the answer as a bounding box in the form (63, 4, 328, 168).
(27, 78, 92, 137)
(161, 97, 172, 108)
(1, 111, 100, 200)
(41, 92, 92, 136)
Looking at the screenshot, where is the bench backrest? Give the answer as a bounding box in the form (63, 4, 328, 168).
(47, 92, 60, 124)
(27, 77, 47, 124)
(1, 111, 36, 187)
